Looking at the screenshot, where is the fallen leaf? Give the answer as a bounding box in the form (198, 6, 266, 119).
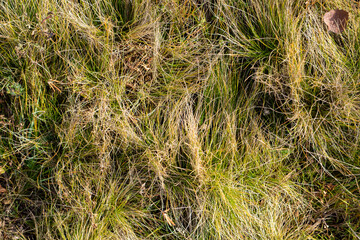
(0, 185, 7, 193)
(3, 199, 11, 205)
(323, 9, 349, 34)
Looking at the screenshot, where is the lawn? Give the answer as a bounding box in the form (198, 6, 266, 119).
(1, 0, 360, 239)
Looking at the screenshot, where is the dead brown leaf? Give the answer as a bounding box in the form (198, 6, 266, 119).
(0, 185, 7, 193)
(323, 9, 349, 34)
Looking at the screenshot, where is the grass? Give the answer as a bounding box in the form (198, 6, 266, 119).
(0, 0, 360, 239)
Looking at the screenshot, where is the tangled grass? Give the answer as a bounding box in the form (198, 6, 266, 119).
(0, 0, 360, 239)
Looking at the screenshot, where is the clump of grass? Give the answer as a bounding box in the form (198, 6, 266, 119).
(1, 0, 360, 239)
